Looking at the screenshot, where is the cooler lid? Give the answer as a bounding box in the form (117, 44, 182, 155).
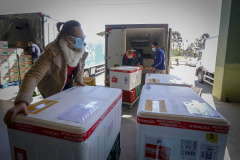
(110, 66, 142, 73)
(13, 86, 122, 141)
(137, 85, 229, 127)
(145, 73, 190, 86)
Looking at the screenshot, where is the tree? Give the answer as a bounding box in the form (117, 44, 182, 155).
(194, 33, 210, 51)
(172, 31, 182, 50)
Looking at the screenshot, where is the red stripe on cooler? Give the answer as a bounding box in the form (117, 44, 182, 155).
(10, 93, 122, 142)
(110, 68, 142, 73)
(137, 116, 229, 134)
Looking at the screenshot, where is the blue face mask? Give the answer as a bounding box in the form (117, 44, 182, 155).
(69, 36, 85, 49)
(152, 48, 156, 52)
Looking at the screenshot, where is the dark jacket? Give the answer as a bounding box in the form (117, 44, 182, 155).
(122, 50, 143, 66)
(152, 48, 166, 70)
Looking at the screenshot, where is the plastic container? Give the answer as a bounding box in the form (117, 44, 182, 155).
(136, 85, 141, 98)
(145, 73, 191, 87)
(110, 66, 142, 91)
(136, 85, 229, 160)
(122, 88, 136, 103)
(8, 86, 122, 160)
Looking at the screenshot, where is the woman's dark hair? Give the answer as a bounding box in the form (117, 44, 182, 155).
(56, 20, 81, 40)
(152, 42, 159, 47)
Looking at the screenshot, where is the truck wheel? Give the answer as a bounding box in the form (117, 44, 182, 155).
(198, 70, 203, 83)
(84, 70, 89, 77)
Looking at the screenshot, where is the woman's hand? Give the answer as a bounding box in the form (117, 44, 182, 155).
(76, 82, 87, 86)
(4, 102, 28, 127)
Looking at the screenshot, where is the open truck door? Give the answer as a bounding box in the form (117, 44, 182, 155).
(105, 27, 126, 86)
(166, 28, 172, 74)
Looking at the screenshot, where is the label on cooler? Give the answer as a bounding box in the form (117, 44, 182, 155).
(58, 101, 100, 123)
(148, 78, 160, 83)
(145, 136, 172, 160)
(137, 116, 229, 134)
(145, 99, 167, 113)
(112, 76, 118, 83)
(183, 100, 220, 118)
(200, 144, 218, 160)
(206, 133, 218, 144)
(124, 77, 128, 84)
(27, 100, 59, 114)
(11, 93, 122, 142)
(180, 140, 197, 160)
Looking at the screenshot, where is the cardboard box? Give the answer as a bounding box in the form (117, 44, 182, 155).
(0, 69, 10, 77)
(0, 41, 8, 49)
(8, 86, 122, 160)
(10, 48, 24, 55)
(136, 85, 229, 160)
(8, 54, 18, 68)
(19, 61, 32, 68)
(0, 76, 10, 85)
(10, 68, 20, 76)
(0, 55, 10, 63)
(9, 62, 19, 70)
(0, 62, 9, 70)
(2, 48, 12, 55)
(110, 66, 142, 91)
(19, 55, 32, 62)
(10, 75, 19, 82)
(20, 67, 30, 75)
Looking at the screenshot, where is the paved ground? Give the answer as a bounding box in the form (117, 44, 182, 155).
(0, 65, 239, 160)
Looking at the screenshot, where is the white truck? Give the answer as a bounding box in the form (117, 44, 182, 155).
(104, 24, 172, 86)
(0, 12, 105, 77)
(195, 36, 218, 85)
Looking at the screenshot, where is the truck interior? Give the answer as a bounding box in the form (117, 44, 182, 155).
(0, 14, 41, 50)
(126, 28, 167, 58)
(0, 13, 58, 51)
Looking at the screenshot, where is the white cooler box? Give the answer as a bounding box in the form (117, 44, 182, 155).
(145, 73, 191, 87)
(136, 85, 229, 160)
(8, 86, 122, 160)
(110, 66, 142, 91)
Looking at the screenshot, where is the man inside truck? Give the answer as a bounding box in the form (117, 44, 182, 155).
(28, 41, 41, 63)
(122, 49, 143, 68)
(146, 42, 166, 74)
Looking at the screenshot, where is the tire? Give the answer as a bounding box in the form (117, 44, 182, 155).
(84, 70, 89, 77)
(198, 70, 204, 83)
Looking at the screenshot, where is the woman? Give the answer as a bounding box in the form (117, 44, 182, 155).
(4, 20, 88, 126)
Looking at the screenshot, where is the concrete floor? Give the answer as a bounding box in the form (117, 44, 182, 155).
(0, 66, 239, 160)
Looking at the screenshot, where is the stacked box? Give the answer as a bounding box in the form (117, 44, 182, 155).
(122, 88, 136, 103)
(136, 85, 141, 98)
(8, 86, 122, 160)
(0, 47, 32, 84)
(136, 85, 229, 160)
(110, 66, 142, 91)
(145, 73, 191, 87)
(0, 76, 10, 85)
(0, 41, 8, 49)
(143, 59, 154, 73)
